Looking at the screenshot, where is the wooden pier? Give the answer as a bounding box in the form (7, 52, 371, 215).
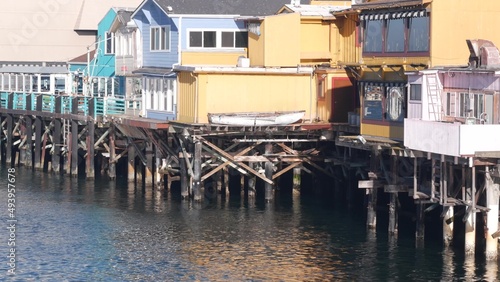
(1, 89, 499, 261)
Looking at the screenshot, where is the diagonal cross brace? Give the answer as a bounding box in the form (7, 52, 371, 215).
(201, 139, 272, 185)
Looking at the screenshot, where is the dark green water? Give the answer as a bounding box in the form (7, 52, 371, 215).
(0, 166, 498, 281)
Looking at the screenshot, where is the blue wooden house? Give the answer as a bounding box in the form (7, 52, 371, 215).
(130, 0, 292, 120)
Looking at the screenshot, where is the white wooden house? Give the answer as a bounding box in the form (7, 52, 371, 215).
(404, 39, 500, 158)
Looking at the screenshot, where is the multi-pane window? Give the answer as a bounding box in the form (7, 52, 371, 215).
(362, 10, 429, 55)
(105, 32, 115, 54)
(188, 30, 248, 49)
(151, 26, 170, 51)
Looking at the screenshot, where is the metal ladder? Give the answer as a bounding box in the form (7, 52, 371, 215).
(426, 73, 442, 121)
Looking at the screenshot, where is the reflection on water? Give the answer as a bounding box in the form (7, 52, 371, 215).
(0, 166, 499, 281)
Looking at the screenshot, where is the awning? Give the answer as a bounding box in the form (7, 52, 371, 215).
(358, 81, 406, 87)
(360, 9, 427, 21)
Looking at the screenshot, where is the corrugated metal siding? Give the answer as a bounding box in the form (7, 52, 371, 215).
(339, 14, 359, 64)
(443, 72, 500, 91)
(177, 72, 196, 122)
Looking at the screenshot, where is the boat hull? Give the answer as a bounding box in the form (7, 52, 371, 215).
(208, 111, 305, 126)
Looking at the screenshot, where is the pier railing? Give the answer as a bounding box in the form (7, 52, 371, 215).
(0, 91, 126, 118)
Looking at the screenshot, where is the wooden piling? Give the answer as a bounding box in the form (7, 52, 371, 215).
(71, 97, 78, 177)
(144, 143, 153, 184)
(127, 143, 136, 182)
(25, 114, 33, 168)
(223, 167, 229, 197)
(366, 148, 379, 230)
(443, 206, 454, 247)
(485, 167, 499, 260)
(388, 156, 398, 235)
(264, 143, 274, 202)
(248, 163, 256, 198)
(193, 141, 202, 202)
(416, 202, 425, 241)
(53, 97, 62, 173)
(52, 118, 61, 173)
(6, 114, 13, 164)
(19, 123, 26, 166)
(180, 155, 189, 199)
(155, 147, 163, 189)
(34, 95, 43, 170)
(86, 120, 95, 179)
(108, 126, 116, 180)
(293, 167, 301, 195)
(464, 166, 476, 256)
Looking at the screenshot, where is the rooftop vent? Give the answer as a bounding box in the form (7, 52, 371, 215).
(467, 39, 500, 69)
(290, 0, 300, 7)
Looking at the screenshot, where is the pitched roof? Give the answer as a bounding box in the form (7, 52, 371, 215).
(152, 0, 310, 16)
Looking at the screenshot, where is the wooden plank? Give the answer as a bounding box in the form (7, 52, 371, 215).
(358, 180, 384, 189)
(384, 184, 409, 193)
(234, 155, 269, 162)
(272, 162, 301, 180)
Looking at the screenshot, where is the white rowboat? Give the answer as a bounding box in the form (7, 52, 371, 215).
(208, 110, 305, 126)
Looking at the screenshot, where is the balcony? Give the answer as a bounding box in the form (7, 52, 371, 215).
(404, 119, 500, 157)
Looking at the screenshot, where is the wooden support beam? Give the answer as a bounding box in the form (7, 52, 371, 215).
(179, 137, 194, 178)
(272, 162, 301, 180)
(201, 139, 273, 185)
(201, 141, 261, 182)
(359, 180, 384, 189)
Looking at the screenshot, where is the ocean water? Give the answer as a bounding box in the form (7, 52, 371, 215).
(0, 166, 498, 281)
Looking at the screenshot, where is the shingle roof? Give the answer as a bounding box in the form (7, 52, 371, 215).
(154, 0, 310, 16)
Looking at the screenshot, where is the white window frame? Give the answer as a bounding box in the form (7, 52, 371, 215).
(150, 26, 171, 52)
(187, 29, 248, 50)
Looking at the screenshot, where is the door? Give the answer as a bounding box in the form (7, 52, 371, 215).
(331, 77, 355, 122)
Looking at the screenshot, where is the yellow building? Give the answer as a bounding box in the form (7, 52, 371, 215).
(336, 0, 500, 140)
(176, 2, 360, 124)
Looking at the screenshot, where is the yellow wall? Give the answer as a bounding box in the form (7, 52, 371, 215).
(178, 72, 317, 124)
(181, 51, 247, 66)
(248, 13, 301, 67)
(300, 19, 331, 63)
(248, 20, 265, 66)
(177, 72, 197, 123)
(430, 0, 500, 67)
(335, 14, 360, 64)
(361, 123, 404, 141)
